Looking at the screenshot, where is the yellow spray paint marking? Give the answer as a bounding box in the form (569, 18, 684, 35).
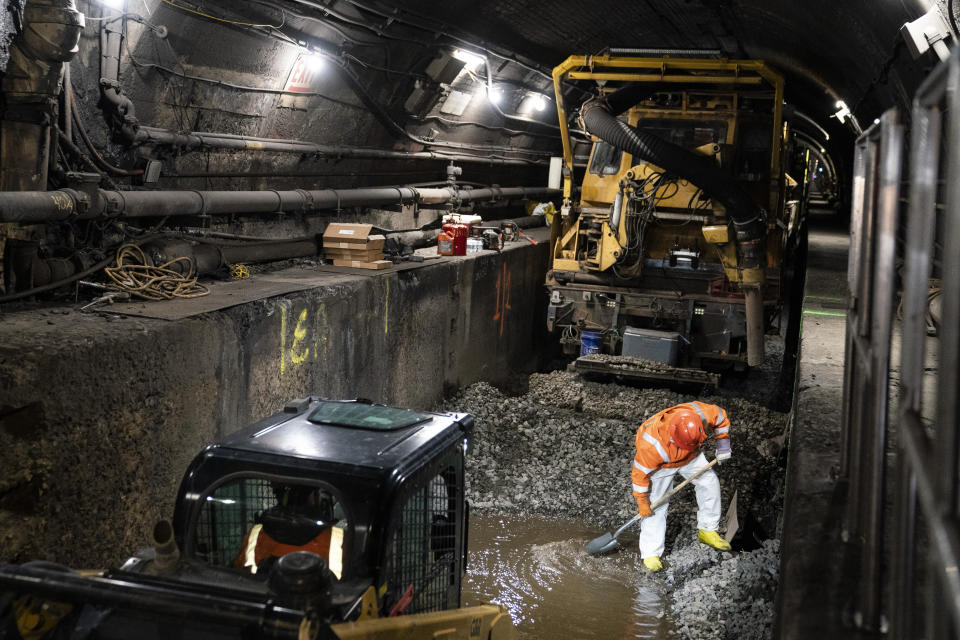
(50, 192, 73, 212)
(313, 305, 329, 361)
(290, 308, 310, 364)
(280, 305, 288, 375)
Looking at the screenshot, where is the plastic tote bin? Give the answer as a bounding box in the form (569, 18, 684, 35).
(622, 327, 681, 365)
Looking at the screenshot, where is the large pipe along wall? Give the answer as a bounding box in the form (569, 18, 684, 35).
(0, 185, 559, 223)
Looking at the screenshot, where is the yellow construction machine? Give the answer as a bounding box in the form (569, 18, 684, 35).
(546, 55, 800, 383)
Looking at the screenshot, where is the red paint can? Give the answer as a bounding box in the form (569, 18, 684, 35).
(441, 223, 469, 256)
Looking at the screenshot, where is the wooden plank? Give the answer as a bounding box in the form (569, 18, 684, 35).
(332, 259, 392, 270)
(323, 247, 385, 260)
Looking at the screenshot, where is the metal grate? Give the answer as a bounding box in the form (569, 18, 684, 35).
(193, 478, 277, 567)
(384, 457, 461, 615)
(843, 49, 960, 639)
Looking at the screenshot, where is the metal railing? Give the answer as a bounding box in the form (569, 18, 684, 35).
(842, 105, 904, 633)
(842, 49, 960, 638)
(888, 49, 960, 640)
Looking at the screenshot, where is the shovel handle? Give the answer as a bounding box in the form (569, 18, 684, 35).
(613, 457, 720, 539)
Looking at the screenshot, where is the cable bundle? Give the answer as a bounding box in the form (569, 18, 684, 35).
(104, 244, 209, 301)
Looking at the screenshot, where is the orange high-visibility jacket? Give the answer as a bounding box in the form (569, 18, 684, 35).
(234, 525, 331, 573)
(631, 401, 731, 510)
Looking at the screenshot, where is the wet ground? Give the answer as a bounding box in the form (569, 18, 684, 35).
(463, 513, 673, 639)
(440, 339, 789, 639)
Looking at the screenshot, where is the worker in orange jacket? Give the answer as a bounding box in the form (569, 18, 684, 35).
(234, 485, 335, 575)
(632, 401, 732, 571)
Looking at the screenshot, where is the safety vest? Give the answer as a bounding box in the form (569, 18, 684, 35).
(630, 401, 730, 507)
(236, 524, 332, 574)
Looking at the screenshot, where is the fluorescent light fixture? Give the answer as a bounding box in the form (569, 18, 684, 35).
(452, 48, 484, 70)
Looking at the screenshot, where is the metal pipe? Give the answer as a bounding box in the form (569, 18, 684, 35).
(744, 286, 764, 367)
(99, 14, 139, 143)
(143, 239, 320, 275)
(611, 186, 624, 236)
(0, 0, 84, 191)
(63, 62, 72, 144)
(0, 564, 309, 639)
(134, 127, 541, 166)
(0, 186, 560, 223)
(151, 520, 179, 575)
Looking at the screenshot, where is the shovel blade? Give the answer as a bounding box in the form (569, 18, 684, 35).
(585, 533, 620, 556)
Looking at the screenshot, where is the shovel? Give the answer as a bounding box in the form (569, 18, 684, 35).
(585, 457, 720, 556)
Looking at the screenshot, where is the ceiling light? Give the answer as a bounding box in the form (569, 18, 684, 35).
(832, 100, 851, 124)
(452, 49, 484, 70)
(98, 0, 125, 7)
(487, 86, 503, 105)
(518, 93, 549, 114)
(305, 52, 326, 71)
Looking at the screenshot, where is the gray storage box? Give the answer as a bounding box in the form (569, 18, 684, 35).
(622, 327, 681, 365)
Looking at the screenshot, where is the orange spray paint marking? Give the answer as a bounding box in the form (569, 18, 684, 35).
(493, 262, 512, 337)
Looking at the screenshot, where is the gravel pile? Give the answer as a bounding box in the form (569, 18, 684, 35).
(439, 364, 789, 639)
(665, 539, 781, 640)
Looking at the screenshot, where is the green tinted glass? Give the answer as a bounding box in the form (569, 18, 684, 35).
(308, 402, 431, 430)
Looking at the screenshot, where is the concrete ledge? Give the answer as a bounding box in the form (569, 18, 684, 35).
(0, 230, 549, 567)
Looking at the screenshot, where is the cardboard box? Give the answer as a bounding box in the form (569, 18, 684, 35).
(322, 223, 374, 245)
(324, 236, 385, 251)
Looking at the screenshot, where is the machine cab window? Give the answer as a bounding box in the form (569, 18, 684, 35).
(588, 140, 623, 175)
(192, 476, 348, 579)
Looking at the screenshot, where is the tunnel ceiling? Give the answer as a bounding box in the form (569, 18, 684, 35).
(335, 0, 935, 126)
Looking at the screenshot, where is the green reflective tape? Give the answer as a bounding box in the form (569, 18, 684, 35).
(804, 295, 845, 302)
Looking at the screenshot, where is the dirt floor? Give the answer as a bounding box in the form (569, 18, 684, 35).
(441, 342, 790, 640)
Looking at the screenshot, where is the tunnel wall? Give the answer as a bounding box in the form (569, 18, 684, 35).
(0, 239, 548, 568)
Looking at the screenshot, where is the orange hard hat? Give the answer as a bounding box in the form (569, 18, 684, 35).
(669, 408, 706, 450)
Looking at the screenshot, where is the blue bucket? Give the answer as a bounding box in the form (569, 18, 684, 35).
(580, 330, 602, 356)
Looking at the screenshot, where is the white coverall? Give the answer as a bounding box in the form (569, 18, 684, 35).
(637, 451, 721, 558)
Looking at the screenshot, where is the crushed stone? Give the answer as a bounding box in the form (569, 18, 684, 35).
(440, 353, 789, 640)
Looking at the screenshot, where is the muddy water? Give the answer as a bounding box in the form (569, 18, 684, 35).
(463, 514, 674, 639)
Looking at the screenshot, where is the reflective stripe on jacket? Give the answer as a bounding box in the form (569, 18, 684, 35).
(631, 401, 730, 507)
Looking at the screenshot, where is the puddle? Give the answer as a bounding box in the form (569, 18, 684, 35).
(463, 514, 674, 639)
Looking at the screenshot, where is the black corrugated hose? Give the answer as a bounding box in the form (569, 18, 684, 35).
(579, 93, 767, 269)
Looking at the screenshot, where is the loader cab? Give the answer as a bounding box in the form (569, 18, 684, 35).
(172, 397, 472, 617)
